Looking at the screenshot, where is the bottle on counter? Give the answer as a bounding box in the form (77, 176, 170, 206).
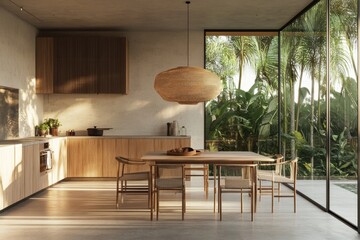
(180, 126, 187, 136)
(35, 125, 39, 136)
(172, 120, 179, 136)
(167, 122, 172, 136)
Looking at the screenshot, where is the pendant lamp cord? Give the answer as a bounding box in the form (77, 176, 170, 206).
(186, 1, 190, 67)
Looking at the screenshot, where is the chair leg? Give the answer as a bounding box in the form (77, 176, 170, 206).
(294, 183, 297, 213)
(278, 182, 281, 202)
(205, 169, 209, 199)
(251, 186, 254, 222)
(219, 188, 222, 221)
(240, 190, 243, 213)
(271, 181, 274, 213)
(213, 164, 217, 213)
(156, 190, 159, 221)
(116, 177, 119, 209)
(259, 180, 262, 201)
(182, 187, 185, 221)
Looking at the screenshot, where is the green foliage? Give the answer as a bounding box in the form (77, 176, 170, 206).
(38, 122, 49, 131)
(44, 118, 61, 128)
(205, 0, 358, 179)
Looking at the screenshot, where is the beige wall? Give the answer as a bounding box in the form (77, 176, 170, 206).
(43, 31, 205, 148)
(0, 7, 41, 139)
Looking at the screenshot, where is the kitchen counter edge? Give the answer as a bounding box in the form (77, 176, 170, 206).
(0, 135, 190, 147)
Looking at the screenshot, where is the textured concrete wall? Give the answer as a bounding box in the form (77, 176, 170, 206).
(0, 7, 41, 139)
(43, 31, 205, 148)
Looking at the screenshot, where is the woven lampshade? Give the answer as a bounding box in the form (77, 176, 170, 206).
(154, 66, 222, 104)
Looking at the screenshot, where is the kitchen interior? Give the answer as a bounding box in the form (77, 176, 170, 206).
(0, 0, 358, 239)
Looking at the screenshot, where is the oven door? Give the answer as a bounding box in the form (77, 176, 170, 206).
(40, 149, 53, 173)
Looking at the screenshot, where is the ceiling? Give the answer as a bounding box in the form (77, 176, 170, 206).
(0, 0, 315, 31)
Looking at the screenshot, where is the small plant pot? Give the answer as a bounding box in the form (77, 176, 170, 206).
(38, 129, 48, 137)
(50, 128, 58, 136)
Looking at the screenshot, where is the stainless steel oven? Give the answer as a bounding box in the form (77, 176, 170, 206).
(40, 142, 53, 173)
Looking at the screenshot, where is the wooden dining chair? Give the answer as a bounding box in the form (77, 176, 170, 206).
(184, 164, 209, 198)
(115, 156, 151, 210)
(257, 158, 298, 213)
(154, 164, 186, 220)
(257, 154, 284, 200)
(217, 164, 257, 221)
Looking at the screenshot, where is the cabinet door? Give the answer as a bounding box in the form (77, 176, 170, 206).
(58, 138, 67, 180)
(98, 37, 128, 94)
(0, 146, 15, 209)
(102, 139, 116, 177)
(102, 138, 129, 177)
(49, 138, 67, 184)
(128, 139, 154, 172)
(23, 145, 35, 197)
(13, 145, 24, 204)
(54, 37, 98, 93)
(36, 37, 54, 93)
(24, 144, 47, 194)
(67, 138, 103, 177)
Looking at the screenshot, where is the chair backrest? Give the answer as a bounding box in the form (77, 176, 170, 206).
(274, 154, 284, 175)
(156, 164, 185, 179)
(115, 156, 146, 176)
(289, 158, 298, 181)
(276, 157, 298, 181)
(218, 164, 257, 186)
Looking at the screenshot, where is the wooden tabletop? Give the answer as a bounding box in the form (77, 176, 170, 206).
(141, 151, 274, 164)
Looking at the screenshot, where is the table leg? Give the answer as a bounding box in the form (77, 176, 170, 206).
(254, 166, 257, 213)
(150, 164, 154, 221)
(213, 164, 216, 213)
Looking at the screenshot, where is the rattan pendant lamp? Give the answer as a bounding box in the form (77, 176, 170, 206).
(154, 1, 222, 104)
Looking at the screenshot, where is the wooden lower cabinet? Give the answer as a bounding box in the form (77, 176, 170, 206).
(23, 144, 38, 197)
(49, 138, 67, 184)
(68, 137, 190, 178)
(67, 138, 103, 177)
(102, 138, 129, 177)
(0, 145, 26, 210)
(0, 138, 67, 210)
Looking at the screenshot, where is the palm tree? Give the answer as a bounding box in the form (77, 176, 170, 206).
(229, 36, 257, 89)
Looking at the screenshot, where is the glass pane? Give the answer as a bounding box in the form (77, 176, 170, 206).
(204, 33, 279, 159)
(329, 0, 358, 226)
(280, 0, 327, 207)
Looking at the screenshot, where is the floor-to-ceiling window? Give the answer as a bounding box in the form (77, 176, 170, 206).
(329, 0, 358, 226)
(280, 0, 358, 229)
(204, 32, 279, 159)
(205, 0, 359, 231)
(280, 0, 327, 208)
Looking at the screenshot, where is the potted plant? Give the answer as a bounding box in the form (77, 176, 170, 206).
(45, 118, 61, 136)
(38, 122, 50, 137)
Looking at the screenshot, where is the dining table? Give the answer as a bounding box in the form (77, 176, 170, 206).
(141, 150, 274, 220)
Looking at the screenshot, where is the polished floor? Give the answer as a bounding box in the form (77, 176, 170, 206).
(0, 178, 359, 240)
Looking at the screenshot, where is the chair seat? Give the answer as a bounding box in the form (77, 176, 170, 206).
(120, 172, 149, 181)
(223, 177, 252, 189)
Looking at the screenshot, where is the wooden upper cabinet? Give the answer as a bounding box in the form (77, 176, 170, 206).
(36, 37, 54, 94)
(54, 36, 98, 93)
(98, 37, 128, 94)
(36, 36, 128, 94)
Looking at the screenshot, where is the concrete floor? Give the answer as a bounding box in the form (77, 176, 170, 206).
(0, 179, 359, 240)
